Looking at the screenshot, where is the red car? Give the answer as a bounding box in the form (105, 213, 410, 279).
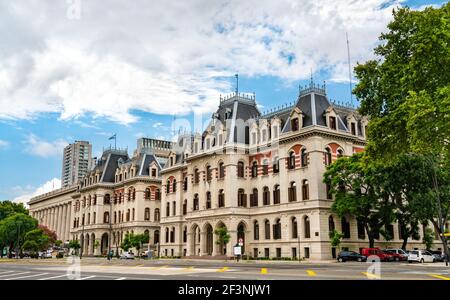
(383, 249, 407, 261)
(360, 248, 393, 262)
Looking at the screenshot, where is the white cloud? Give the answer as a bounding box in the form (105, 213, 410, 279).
(24, 134, 67, 158)
(0, 139, 9, 149)
(153, 122, 163, 128)
(13, 178, 61, 207)
(0, 0, 405, 124)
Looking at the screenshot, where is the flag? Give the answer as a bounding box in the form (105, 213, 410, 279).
(109, 134, 116, 140)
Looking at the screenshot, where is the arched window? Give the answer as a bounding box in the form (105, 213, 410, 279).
(292, 217, 298, 238)
(193, 194, 199, 211)
(251, 161, 258, 178)
(254, 221, 259, 240)
(155, 189, 161, 200)
(263, 187, 270, 205)
(304, 216, 311, 238)
(218, 190, 225, 207)
(250, 188, 258, 207)
(172, 179, 177, 193)
(104, 194, 111, 204)
(183, 177, 188, 191)
(325, 148, 332, 166)
(262, 160, 269, 175)
(103, 212, 110, 224)
(301, 149, 308, 167)
(194, 168, 200, 184)
(206, 165, 212, 181)
(145, 188, 151, 199)
(302, 180, 309, 200)
(219, 162, 225, 179)
(183, 226, 187, 243)
(166, 180, 170, 193)
(114, 212, 117, 223)
(154, 230, 160, 244)
(165, 228, 169, 243)
(238, 189, 247, 207)
(93, 212, 96, 224)
(291, 117, 299, 131)
(341, 217, 350, 238)
(126, 209, 130, 221)
(172, 201, 176, 216)
(288, 181, 297, 202)
(166, 202, 170, 217)
(288, 151, 296, 169)
(273, 219, 281, 240)
(145, 208, 150, 221)
(272, 156, 279, 173)
(337, 149, 344, 158)
(183, 199, 187, 215)
(273, 185, 280, 204)
(237, 161, 245, 178)
(264, 220, 271, 239)
(206, 192, 211, 209)
(154, 209, 160, 222)
(329, 216, 335, 233)
(170, 227, 175, 243)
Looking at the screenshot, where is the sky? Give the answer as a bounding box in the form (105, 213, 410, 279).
(0, 0, 445, 205)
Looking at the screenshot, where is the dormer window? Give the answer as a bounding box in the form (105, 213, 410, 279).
(291, 118, 299, 131)
(351, 122, 356, 135)
(329, 116, 337, 130)
(170, 157, 174, 166)
(151, 168, 157, 177)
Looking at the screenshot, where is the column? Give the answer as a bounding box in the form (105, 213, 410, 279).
(66, 203, 71, 241)
(58, 205, 64, 240)
(43, 209, 48, 227)
(61, 204, 67, 242)
(51, 207, 56, 231)
(186, 232, 192, 256)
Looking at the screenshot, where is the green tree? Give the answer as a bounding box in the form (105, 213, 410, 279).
(329, 230, 344, 251)
(55, 240, 63, 247)
(422, 227, 435, 251)
(214, 227, 230, 255)
(0, 213, 37, 258)
(68, 240, 81, 255)
(0, 201, 28, 221)
(323, 153, 395, 248)
(120, 233, 134, 252)
(132, 233, 150, 257)
(38, 225, 57, 245)
(22, 229, 50, 255)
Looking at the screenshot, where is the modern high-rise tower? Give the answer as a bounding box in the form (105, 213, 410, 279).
(61, 141, 93, 188)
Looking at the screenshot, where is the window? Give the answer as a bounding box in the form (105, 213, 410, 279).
(206, 166, 212, 182)
(144, 208, 150, 221)
(342, 217, 350, 238)
(325, 148, 332, 166)
(155, 189, 161, 200)
(302, 180, 309, 200)
(250, 188, 258, 207)
(166, 180, 170, 194)
(194, 169, 200, 184)
(301, 149, 308, 167)
(288, 151, 296, 169)
(272, 157, 279, 173)
(251, 161, 258, 178)
(273, 219, 281, 240)
(183, 226, 187, 243)
(151, 168, 157, 177)
(288, 181, 297, 202)
(219, 162, 225, 179)
(292, 217, 298, 238)
(328, 216, 335, 233)
(273, 185, 280, 204)
(329, 116, 336, 130)
(154, 209, 160, 222)
(218, 190, 225, 207)
(238, 189, 247, 207)
(263, 187, 270, 205)
(172, 179, 177, 193)
(165, 228, 169, 243)
(183, 200, 187, 215)
(264, 220, 271, 239)
(193, 194, 199, 211)
(206, 192, 211, 209)
(170, 227, 175, 243)
(351, 122, 356, 135)
(104, 194, 111, 204)
(262, 160, 269, 175)
(337, 149, 344, 158)
(291, 118, 299, 131)
(145, 188, 151, 199)
(304, 216, 311, 238)
(183, 177, 188, 191)
(166, 202, 170, 217)
(172, 201, 176, 216)
(254, 221, 259, 240)
(237, 162, 245, 178)
(103, 212, 110, 224)
(126, 209, 130, 221)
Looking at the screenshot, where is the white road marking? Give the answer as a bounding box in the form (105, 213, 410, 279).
(5, 273, 48, 280)
(77, 275, 96, 280)
(115, 277, 126, 280)
(0, 272, 29, 278)
(0, 271, 14, 275)
(38, 274, 68, 280)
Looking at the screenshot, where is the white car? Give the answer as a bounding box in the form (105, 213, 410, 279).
(120, 251, 135, 260)
(408, 250, 435, 263)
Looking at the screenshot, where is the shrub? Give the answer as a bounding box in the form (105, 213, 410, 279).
(56, 252, 64, 259)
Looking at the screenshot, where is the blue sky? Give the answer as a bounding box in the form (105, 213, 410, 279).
(0, 0, 444, 203)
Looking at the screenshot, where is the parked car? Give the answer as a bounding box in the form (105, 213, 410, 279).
(120, 251, 135, 260)
(430, 250, 445, 262)
(360, 248, 393, 262)
(408, 250, 435, 263)
(337, 251, 367, 262)
(384, 249, 408, 261)
(39, 250, 52, 259)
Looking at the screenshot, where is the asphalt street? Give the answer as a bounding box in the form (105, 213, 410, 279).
(0, 258, 449, 280)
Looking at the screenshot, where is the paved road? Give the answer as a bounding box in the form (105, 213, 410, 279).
(0, 258, 449, 280)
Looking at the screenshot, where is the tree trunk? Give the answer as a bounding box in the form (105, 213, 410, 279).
(401, 237, 408, 250)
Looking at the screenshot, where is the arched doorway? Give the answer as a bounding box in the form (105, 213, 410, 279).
(215, 222, 227, 255)
(204, 223, 213, 256)
(91, 233, 96, 255)
(237, 222, 246, 253)
(101, 233, 109, 255)
(85, 233, 90, 255)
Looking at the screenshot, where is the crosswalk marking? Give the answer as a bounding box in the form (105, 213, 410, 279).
(115, 277, 127, 280)
(0, 272, 29, 278)
(5, 273, 48, 280)
(0, 271, 14, 275)
(306, 270, 317, 277)
(38, 274, 68, 280)
(77, 275, 96, 280)
(429, 274, 450, 280)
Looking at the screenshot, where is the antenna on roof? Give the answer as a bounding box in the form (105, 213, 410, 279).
(346, 32, 353, 104)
